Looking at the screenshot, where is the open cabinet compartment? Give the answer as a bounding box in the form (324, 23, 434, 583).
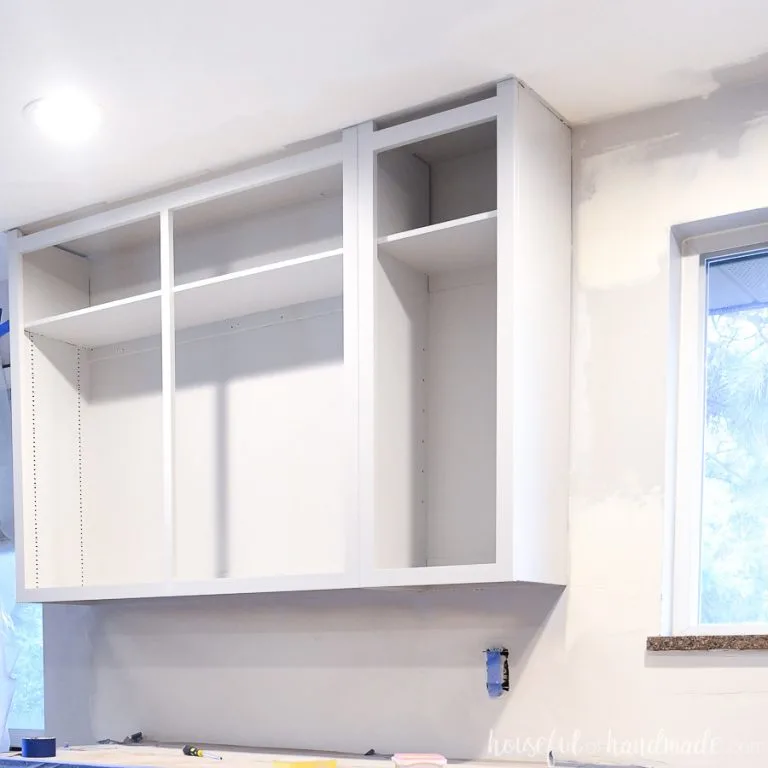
(377, 120, 497, 238)
(171, 166, 349, 581)
(21, 218, 165, 588)
(373, 121, 498, 570)
(22, 218, 162, 346)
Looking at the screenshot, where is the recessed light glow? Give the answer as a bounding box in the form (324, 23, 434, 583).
(24, 92, 102, 143)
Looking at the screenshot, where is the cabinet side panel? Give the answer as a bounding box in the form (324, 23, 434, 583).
(506, 83, 572, 585)
(375, 254, 429, 568)
(27, 335, 82, 588)
(23, 248, 90, 322)
(174, 309, 346, 579)
(82, 346, 165, 585)
(377, 152, 430, 237)
(427, 272, 497, 566)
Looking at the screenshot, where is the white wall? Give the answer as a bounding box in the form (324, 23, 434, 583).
(44, 605, 94, 745)
(54, 79, 768, 766)
(87, 587, 559, 756)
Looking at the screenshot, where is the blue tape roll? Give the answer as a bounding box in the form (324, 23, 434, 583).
(21, 736, 56, 758)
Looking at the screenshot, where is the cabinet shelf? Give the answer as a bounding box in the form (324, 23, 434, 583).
(174, 248, 343, 331)
(378, 211, 497, 274)
(25, 291, 161, 347)
(24, 249, 344, 346)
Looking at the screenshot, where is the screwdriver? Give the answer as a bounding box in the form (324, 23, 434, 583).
(182, 746, 223, 761)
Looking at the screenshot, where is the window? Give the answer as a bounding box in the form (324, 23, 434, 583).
(0, 369, 44, 740)
(0, 550, 44, 735)
(672, 235, 768, 634)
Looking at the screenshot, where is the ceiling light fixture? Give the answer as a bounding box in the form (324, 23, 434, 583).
(24, 91, 102, 144)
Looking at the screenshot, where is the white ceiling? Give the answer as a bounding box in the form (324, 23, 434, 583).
(3, 0, 768, 231)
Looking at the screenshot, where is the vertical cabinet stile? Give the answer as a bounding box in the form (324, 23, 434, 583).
(495, 79, 518, 577)
(355, 122, 377, 585)
(7, 230, 31, 597)
(160, 210, 176, 582)
(342, 126, 361, 583)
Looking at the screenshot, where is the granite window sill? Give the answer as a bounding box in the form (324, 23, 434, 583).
(647, 635, 768, 651)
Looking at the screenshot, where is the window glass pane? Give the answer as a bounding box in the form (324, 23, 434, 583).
(0, 550, 44, 731)
(702, 253, 768, 624)
(0, 375, 44, 732)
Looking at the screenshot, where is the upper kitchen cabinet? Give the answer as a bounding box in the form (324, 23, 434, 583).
(7, 79, 570, 602)
(357, 80, 571, 588)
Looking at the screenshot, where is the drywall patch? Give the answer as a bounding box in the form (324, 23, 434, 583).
(576, 77, 768, 164)
(569, 489, 664, 594)
(711, 50, 768, 91)
(575, 115, 768, 291)
(569, 290, 592, 485)
(570, 274, 669, 502)
(576, 147, 669, 290)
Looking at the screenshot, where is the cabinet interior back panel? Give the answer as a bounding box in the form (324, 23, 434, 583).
(174, 197, 343, 285)
(83, 345, 165, 586)
(66, 216, 162, 306)
(174, 305, 345, 580)
(426, 269, 497, 566)
(23, 248, 90, 322)
(374, 255, 428, 569)
(88, 244, 161, 305)
(430, 148, 497, 223)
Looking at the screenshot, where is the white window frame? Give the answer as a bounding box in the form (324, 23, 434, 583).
(670, 222, 768, 636)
